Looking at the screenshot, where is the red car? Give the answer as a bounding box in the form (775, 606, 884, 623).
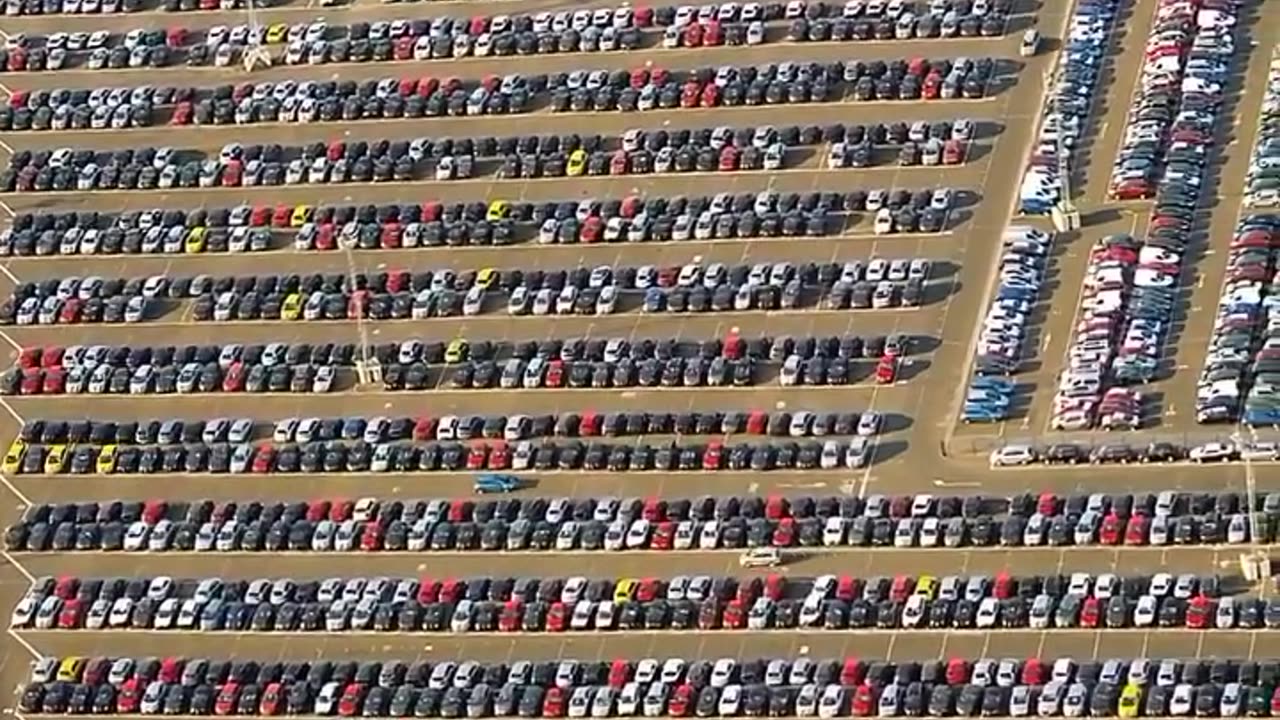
(222, 362, 246, 392)
(875, 355, 898, 384)
(417, 579, 441, 604)
(945, 659, 969, 685)
(393, 36, 413, 59)
(220, 160, 243, 187)
(214, 683, 240, 716)
(306, 501, 330, 522)
(636, 578, 661, 603)
(669, 684, 694, 717)
(840, 659, 866, 686)
(498, 600, 522, 632)
(380, 224, 403, 248)
(117, 679, 142, 713)
(608, 660, 631, 688)
(1099, 514, 1125, 544)
(651, 521, 675, 549)
(337, 683, 365, 717)
(171, 101, 193, 125)
(942, 140, 966, 165)
(1036, 493, 1058, 515)
(851, 684, 876, 716)
(143, 500, 168, 524)
(683, 23, 703, 46)
(1021, 659, 1046, 685)
(718, 146, 739, 171)
(680, 82, 701, 107)
(542, 687, 566, 717)
(251, 445, 275, 473)
(609, 152, 630, 176)
(249, 205, 271, 226)
(43, 368, 65, 394)
(17, 347, 40, 369)
(701, 83, 720, 107)
(19, 369, 43, 395)
(259, 683, 283, 716)
(1185, 595, 1212, 629)
(702, 442, 723, 469)
(413, 417, 437, 440)
(437, 579, 461, 604)
(722, 600, 745, 628)
(57, 598, 82, 628)
(159, 657, 183, 683)
(359, 523, 383, 551)
(764, 495, 788, 520)
(545, 602, 568, 632)
(487, 443, 511, 470)
(40, 346, 63, 368)
(771, 518, 795, 546)
(1111, 179, 1152, 200)
(329, 500, 353, 522)
(545, 360, 565, 387)
(704, 20, 724, 44)
(581, 216, 604, 242)
(1079, 596, 1100, 628)
(58, 300, 83, 326)
(1124, 516, 1149, 545)
(447, 500, 471, 523)
(466, 445, 488, 470)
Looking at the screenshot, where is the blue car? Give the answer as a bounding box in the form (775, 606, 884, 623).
(970, 376, 1016, 392)
(473, 474, 522, 494)
(962, 405, 1006, 423)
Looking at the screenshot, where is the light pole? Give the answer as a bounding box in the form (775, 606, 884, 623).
(342, 243, 380, 388)
(1232, 427, 1271, 596)
(241, 0, 272, 72)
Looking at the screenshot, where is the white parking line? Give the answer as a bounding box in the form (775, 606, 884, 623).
(7, 627, 41, 660)
(0, 472, 31, 507)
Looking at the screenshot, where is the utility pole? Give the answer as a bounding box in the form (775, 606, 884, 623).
(343, 243, 381, 388)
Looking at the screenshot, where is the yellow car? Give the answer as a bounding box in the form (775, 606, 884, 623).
(475, 268, 498, 289)
(57, 657, 86, 683)
(97, 444, 117, 474)
(185, 226, 206, 254)
(567, 149, 587, 177)
(266, 23, 289, 43)
(2, 439, 26, 474)
(1118, 684, 1142, 718)
(291, 204, 313, 227)
(44, 444, 68, 474)
(613, 579, 638, 604)
(281, 293, 303, 320)
(913, 575, 938, 598)
(445, 339, 469, 364)
(486, 200, 510, 222)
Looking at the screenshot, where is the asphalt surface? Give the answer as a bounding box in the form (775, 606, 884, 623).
(6, 0, 1280, 711)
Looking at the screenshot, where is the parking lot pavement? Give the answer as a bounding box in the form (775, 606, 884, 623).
(7, 545, 1238, 580)
(14, 624, 1266, 667)
(0, 309, 945, 345)
(20, 0, 1280, 703)
(20, 459, 1280, 506)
